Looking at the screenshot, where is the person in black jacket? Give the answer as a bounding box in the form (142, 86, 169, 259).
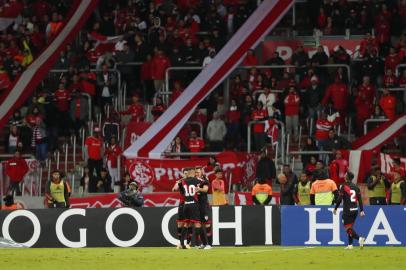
(304, 76, 324, 122)
(91, 168, 112, 193)
(255, 150, 276, 184)
(118, 181, 144, 207)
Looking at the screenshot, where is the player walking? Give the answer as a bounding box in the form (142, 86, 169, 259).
(179, 167, 208, 249)
(333, 171, 366, 250)
(195, 166, 212, 249)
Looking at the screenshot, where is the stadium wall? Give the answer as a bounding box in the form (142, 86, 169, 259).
(0, 206, 405, 248)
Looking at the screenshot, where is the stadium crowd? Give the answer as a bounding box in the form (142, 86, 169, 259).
(0, 0, 405, 204)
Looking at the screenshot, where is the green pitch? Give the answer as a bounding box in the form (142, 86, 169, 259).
(0, 246, 405, 270)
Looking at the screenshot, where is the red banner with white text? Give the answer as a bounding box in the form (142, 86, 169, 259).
(262, 38, 362, 63)
(69, 192, 182, 208)
(125, 152, 258, 192)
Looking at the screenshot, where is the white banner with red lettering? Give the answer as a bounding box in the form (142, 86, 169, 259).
(379, 153, 406, 174)
(125, 152, 258, 192)
(69, 192, 182, 208)
(262, 38, 362, 62)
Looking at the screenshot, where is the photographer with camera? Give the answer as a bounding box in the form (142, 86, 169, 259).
(118, 181, 144, 207)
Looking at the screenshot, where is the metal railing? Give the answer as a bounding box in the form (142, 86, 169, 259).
(377, 87, 406, 92)
(162, 152, 220, 157)
(364, 118, 389, 135)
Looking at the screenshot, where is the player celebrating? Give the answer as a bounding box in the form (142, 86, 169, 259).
(172, 168, 187, 249)
(333, 171, 365, 250)
(179, 167, 208, 249)
(195, 166, 212, 249)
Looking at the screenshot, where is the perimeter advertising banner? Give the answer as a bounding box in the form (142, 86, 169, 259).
(281, 206, 406, 246)
(0, 206, 281, 248)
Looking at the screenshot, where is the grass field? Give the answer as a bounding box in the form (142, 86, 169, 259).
(1, 246, 405, 270)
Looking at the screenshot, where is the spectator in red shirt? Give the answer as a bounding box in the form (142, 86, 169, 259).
(385, 47, 401, 72)
(80, 65, 97, 97)
(379, 88, 396, 120)
(141, 54, 154, 103)
(305, 156, 318, 177)
(314, 112, 334, 150)
(317, 7, 327, 29)
(242, 49, 258, 66)
(322, 77, 349, 128)
(105, 136, 122, 190)
(359, 32, 379, 58)
(251, 102, 268, 151)
(170, 80, 184, 104)
(354, 91, 373, 136)
(151, 96, 166, 121)
(151, 49, 171, 93)
(119, 95, 145, 123)
(284, 86, 300, 141)
(188, 130, 205, 153)
(4, 151, 29, 195)
(70, 91, 89, 137)
(85, 127, 104, 177)
(383, 68, 398, 88)
(329, 150, 349, 185)
(358, 75, 376, 105)
(54, 82, 71, 137)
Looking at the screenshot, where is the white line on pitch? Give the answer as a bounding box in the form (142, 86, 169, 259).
(239, 247, 316, 254)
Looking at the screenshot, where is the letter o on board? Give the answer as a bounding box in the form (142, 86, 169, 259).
(105, 208, 145, 247)
(2, 210, 41, 247)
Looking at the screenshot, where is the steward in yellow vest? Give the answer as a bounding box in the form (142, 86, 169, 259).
(45, 170, 71, 208)
(390, 171, 406, 205)
(367, 166, 390, 205)
(294, 172, 312, 205)
(252, 178, 273, 205)
(310, 169, 338, 205)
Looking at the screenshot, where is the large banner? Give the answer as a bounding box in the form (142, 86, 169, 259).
(281, 206, 406, 246)
(126, 152, 258, 192)
(380, 153, 406, 174)
(262, 38, 362, 62)
(0, 206, 281, 247)
(69, 193, 182, 208)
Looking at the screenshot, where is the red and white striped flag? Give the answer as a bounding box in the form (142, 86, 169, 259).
(0, 0, 23, 31)
(339, 150, 374, 183)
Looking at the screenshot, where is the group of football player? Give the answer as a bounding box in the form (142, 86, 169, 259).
(172, 166, 212, 249)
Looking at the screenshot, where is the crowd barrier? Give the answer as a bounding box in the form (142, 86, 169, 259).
(0, 206, 405, 248)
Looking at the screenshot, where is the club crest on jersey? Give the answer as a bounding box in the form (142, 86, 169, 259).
(129, 160, 155, 187)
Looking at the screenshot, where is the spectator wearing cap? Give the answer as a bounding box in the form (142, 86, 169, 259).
(118, 181, 144, 207)
(206, 112, 227, 152)
(97, 63, 117, 114)
(119, 95, 145, 123)
(284, 86, 300, 142)
(211, 168, 227, 206)
(45, 170, 71, 208)
(4, 151, 29, 196)
(85, 127, 104, 177)
(70, 91, 89, 137)
(367, 166, 390, 205)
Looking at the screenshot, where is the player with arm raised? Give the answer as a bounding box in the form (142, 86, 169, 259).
(333, 171, 366, 250)
(179, 167, 208, 249)
(195, 166, 212, 249)
(172, 168, 187, 249)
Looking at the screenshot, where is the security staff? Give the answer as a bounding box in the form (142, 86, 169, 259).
(294, 172, 312, 205)
(45, 170, 71, 208)
(367, 166, 390, 205)
(310, 170, 338, 205)
(252, 178, 273, 205)
(390, 171, 406, 205)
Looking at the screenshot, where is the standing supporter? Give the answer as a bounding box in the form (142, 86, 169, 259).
(314, 112, 334, 151)
(151, 49, 171, 92)
(367, 166, 390, 205)
(294, 172, 312, 205)
(329, 150, 349, 185)
(358, 76, 376, 105)
(70, 91, 88, 136)
(31, 118, 48, 164)
(188, 131, 205, 153)
(97, 64, 117, 113)
(304, 76, 323, 122)
(226, 99, 241, 149)
(251, 102, 268, 151)
(45, 170, 71, 208)
(54, 82, 71, 137)
(252, 178, 273, 205)
(359, 32, 379, 58)
(151, 97, 166, 121)
(321, 77, 349, 128)
(279, 164, 297, 205)
(255, 150, 276, 184)
(5, 125, 21, 154)
(80, 167, 92, 194)
(80, 65, 97, 97)
(382, 68, 397, 88)
(390, 171, 406, 205)
(354, 91, 373, 136)
(105, 136, 122, 190)
(379, 88, 396, 120)
(141, 54, 155, 103)
(264, 117, 279, 145)
(170, 81, 184, 104)
(206, 112, 227, 152)
(301, 138, 318, 168)
(258, 87, 277, 116)
(284, 86, 300, 141)
(4, 151, 29, 196)
(384, 47, 401, 72)
(102, 115, 120, 143)
(119, 95, 145, 123)
(85, 127, 104, 177)
(211, 168, 227, 206)
(310, 170, 338, 205)
(46, 12, 63, 41)
(115, 42, 135, 88)
(240, 95, 254, 142)
(242, 49, 258, 66)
